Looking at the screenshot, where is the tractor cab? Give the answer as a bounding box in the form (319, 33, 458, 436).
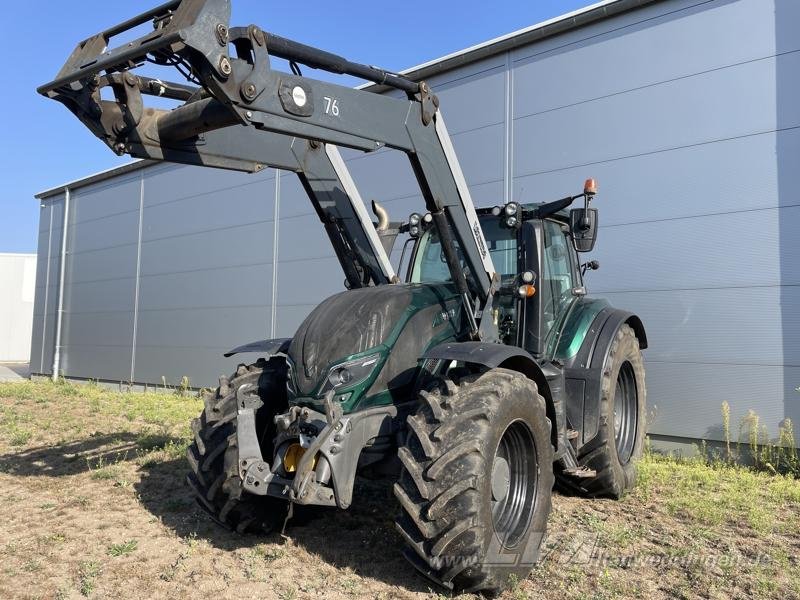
(405, 179, 601, 359)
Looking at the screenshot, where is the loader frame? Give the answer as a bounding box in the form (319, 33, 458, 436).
(38, 0, 500, 340)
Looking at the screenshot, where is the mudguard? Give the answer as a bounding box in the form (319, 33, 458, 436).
(223, 338, 291, 358)
(422, 341, 561, 449)
(423, 340, 537, 368)
(563, 309, 647, 447)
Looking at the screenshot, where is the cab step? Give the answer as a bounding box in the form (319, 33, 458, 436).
(563, 465, 596, 478)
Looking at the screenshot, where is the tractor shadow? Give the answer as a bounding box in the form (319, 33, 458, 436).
(134, 457, 433, 593)
(0, 431, 165, 477)
(0, 431, 431, 591)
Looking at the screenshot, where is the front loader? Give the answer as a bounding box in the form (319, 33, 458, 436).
(39, 0, 648, 594)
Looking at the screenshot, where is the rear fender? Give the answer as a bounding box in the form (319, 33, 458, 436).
(563, 309, 647, 447)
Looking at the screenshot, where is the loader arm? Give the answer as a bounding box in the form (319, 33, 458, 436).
(38, 0, 499, 339)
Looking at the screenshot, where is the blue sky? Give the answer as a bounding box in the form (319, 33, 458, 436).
(1, 0, 594, 253)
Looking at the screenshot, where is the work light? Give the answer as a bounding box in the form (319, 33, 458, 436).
(503, 202, 522, 228)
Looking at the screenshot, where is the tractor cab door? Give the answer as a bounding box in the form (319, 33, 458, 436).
(522, 218, 583, 358)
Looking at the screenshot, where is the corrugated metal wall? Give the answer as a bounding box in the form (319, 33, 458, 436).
(31, 0, 798, 442)
(504, 0, 799, 441)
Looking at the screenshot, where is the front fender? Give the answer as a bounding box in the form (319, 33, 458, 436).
(223, 337, 291, 358)
(422, 341, 560, 449)
(423, 340, 536, 369)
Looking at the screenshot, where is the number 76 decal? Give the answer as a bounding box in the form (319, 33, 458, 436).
(323, 96, 340, 116)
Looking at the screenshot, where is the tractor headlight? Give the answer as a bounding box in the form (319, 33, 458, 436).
(320, 353, 381, 395)
(504, 202, 519, 216)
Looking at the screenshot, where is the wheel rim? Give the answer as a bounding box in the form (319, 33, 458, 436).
(491, 420, 538, 549)
(613, 361, 638, 464)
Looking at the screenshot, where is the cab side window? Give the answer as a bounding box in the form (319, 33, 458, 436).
(540, 220, 576, 339)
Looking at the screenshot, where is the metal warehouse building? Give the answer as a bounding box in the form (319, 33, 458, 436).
(32, 0, 798, 447)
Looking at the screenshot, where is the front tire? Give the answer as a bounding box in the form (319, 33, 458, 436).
(394, 368, 554, 595)
(186, 357, 289, 533)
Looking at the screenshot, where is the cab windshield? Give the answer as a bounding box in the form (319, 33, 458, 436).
(409, 217, 517, 283)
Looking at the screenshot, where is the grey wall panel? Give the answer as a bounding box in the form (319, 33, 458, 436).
(464, 180, 506, 209)
(61, 312, 135, 349)
(132, 163, 276, 386)
(591, 206, 799, 292)
(134, 346, 259, 389)
(135, 306, 270, 351)
(142, 163, 274, 207)
(29, 312, 45, 373)
(342, 150, 420, 210)
(644, 362, 796, 441)
(32, 288, 58, 374)
(511, 0, 793, 116)
(276, 213, 332, 262)
(134, 306, 271, 388)
(60, 346, 136, 383)
(35, 197, 65, 375)
(63, 278, 136, 315)
(136, 264, 272, 311)
(68, 178, 141, 255)
(512, 128, 793, 219)
(33, 227, 50, 288)
(29, 202, 54, 373)
(341, 54, 508, 220)
(450, 125, 505, 188)
(513, 53, 798, 177)
(274, 304, 321, 339)
(69, 174, 141, 224)
(138, 224, 274, 276)
(275, 256, 343, 307)
(424, 57, 506, 133)
(600, 287, 798, 367)
(60, 177, 139, 381)
(64, 245, 138, 285)
(142, 167, 275, 240)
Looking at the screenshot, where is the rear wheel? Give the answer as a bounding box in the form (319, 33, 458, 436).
(394, 368, 554, 596)
(572, 324, 646, 498)
(186, 357, 289, 533)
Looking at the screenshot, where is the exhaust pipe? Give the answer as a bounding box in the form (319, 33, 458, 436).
(371, 199, 389, 231)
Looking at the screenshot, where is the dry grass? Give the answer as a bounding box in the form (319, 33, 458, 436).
(0, 379, 798, 599)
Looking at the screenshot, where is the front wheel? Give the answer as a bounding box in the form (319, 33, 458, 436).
(394, 368, 554, 596)
(186, 358, 290, 533)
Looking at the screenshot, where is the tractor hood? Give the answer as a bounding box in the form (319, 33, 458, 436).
(286, 283, 463, 412)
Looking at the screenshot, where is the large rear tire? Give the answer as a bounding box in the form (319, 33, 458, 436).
(186, 357, 289, 533)
(394, 368, 554, 596)
(571, 324, 646, 498)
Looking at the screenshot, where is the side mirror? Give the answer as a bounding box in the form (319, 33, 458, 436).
(570, 207, 598, 252)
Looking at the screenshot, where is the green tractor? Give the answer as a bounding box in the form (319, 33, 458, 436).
(39, 0, 647, 594)
(187, 188, 647, 595)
